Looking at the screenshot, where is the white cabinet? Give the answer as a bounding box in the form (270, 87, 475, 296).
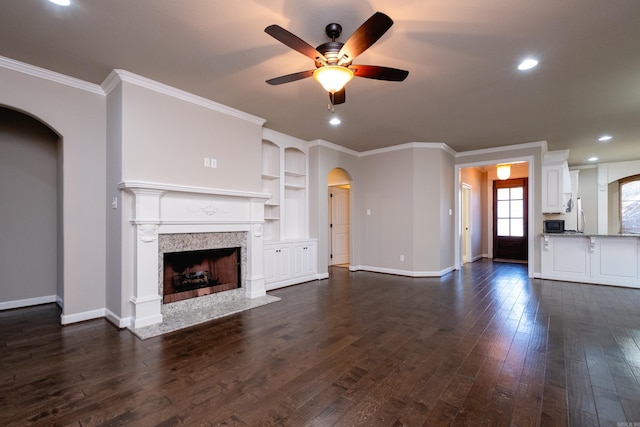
(264, 243, 290, 284)
(542, 150, 571, 213)
(293, 242, 316, 276)
(541, 235, 640, 288)
(264, 240, 318, 290)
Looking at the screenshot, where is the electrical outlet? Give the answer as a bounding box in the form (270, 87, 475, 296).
(210, 158, 217, 168)
(204, 157, 210, 167)
(111, 197, 118, 209)
(400, 255, 405, 261)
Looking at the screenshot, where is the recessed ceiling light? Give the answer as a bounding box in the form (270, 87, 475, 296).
(598, 135, 612, 142)
(588, 157, 599, 162)
(518, 58, 539, 71)
(49, 0, 71, 5)
(329, 117, 341, 126)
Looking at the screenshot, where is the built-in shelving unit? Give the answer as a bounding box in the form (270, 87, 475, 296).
(261, 129, 317, 290)
(261, 140, 281, 241)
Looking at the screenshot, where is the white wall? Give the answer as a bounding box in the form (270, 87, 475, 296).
(0, 61, 107, 322)
(0, 108, 58, 305)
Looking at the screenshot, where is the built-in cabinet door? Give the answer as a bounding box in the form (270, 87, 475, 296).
(303, 242, 317, 275)
(264, 244, 290, 283)
(293, 242, 317, 276)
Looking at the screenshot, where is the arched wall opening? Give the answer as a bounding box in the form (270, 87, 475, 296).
(0, 106, 62, 311)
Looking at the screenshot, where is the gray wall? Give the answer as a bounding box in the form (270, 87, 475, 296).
(460, 167, 485, 260)
(0, 108, 58, 304)
(0, 65, 107, 321)
(310, 142, 456, 276)
(107, 75, 266, 320)
(309, 142, 360, 277)
(456, 143, 543, 275)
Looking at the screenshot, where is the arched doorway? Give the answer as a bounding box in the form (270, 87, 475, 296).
(328, 168, 351, 266)
(0, 107, 61, 311)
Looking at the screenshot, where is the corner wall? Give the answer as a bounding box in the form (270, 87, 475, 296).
(0, 60, 107, 322)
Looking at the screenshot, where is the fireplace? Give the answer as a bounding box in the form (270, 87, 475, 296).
(119, 181, 270, 329)
(162, 247, 240, 304)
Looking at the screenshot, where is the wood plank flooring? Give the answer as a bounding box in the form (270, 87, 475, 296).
(2, 260, 640, 426)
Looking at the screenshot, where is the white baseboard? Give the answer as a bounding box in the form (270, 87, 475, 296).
(105, 309, 131, 328)
(349, 265, 454, 277)
(317, 272, 329, 280)
(60, 308, 106, 325)
(0, 295, 57, 311)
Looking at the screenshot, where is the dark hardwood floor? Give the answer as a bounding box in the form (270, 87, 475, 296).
(2, 260, 640, 426)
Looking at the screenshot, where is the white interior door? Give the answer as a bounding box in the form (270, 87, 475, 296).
(330, 186, 350, 265)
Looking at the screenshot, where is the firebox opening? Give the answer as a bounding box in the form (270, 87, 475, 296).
(163, 247, 241, 304)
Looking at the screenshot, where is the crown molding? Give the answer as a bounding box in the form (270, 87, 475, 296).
(263, 128, 309, 148)
(456, 140, 547, 158)
(106, 69, 266, 126)
(0, 55, 105, 95)
(309, 139, 360, 157)
(360, 142, 455, 157)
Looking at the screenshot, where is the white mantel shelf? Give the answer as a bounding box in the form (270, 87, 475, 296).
(119, 180, 270, 200)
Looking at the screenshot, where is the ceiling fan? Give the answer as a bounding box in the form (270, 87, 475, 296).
(265, 12, 409, 105)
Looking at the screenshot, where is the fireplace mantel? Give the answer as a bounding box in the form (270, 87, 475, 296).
(119, 180, 270, 329)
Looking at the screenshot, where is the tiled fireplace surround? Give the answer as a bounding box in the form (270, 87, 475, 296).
(120, 181, 270, 330)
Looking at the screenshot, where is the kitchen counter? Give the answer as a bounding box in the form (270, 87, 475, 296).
(542, 232, 640, 237)
(540, 233, 640, 288)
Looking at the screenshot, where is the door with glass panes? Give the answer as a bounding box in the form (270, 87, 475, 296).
(493, 178, 528, 261)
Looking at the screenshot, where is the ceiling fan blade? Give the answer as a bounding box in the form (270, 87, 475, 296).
(265, 25, 327, 62)
(351, 65, 409, 81)
(266, 70, 315, 85)
(329, 88, 346, 105)
(338, 12, 393, 62)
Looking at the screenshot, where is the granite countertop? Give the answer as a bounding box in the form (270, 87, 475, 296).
(542, 232, 640, 237)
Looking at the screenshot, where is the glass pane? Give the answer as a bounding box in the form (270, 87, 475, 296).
(497, 219, 510, 236)
(621, 200, 640, 231)
(497, 200, 510, 218)
(621, 181, 640, 232)
(621, 181, 640, 200)
(511, 200, 523, 218)
(497, 188, 510, 201)
(511, 187, 523, 200)
(511, 219, 524, 236)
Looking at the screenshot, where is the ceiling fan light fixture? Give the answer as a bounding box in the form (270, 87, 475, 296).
(496, 164, 511, 180)
(313, 65, 354, 93)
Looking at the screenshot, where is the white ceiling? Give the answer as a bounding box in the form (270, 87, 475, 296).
(1, 0, 639, 165)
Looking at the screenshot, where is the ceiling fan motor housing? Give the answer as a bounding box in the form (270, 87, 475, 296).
(315, 41, 346, 67)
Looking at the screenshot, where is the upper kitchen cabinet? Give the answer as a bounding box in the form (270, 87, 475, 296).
(542, 150, 572, 213)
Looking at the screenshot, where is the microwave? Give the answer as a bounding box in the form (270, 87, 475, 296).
(544, 220, 565, 233)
